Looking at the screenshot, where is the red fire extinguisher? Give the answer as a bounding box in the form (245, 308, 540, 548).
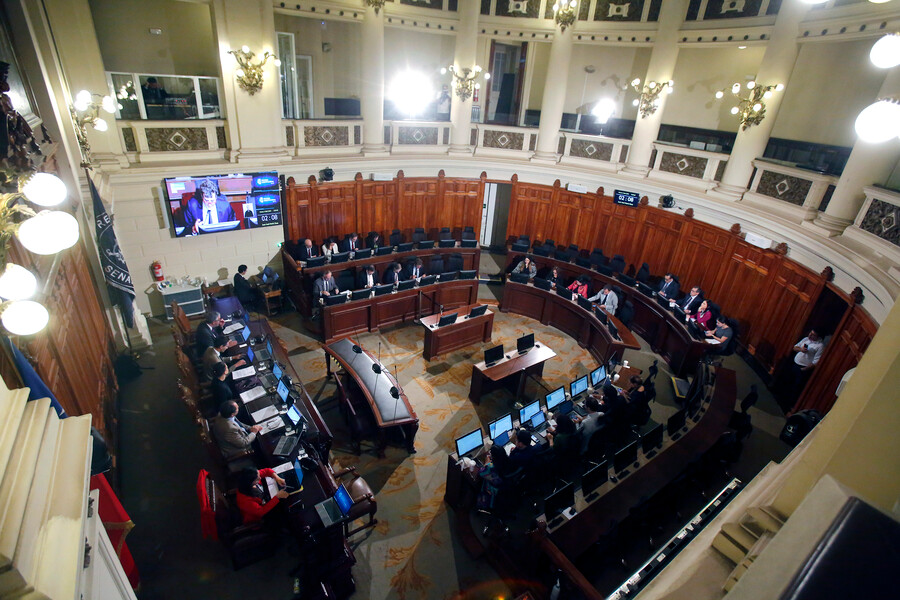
(151, 260, 164, 282)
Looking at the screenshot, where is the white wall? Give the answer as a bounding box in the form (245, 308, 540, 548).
(384, 27, 456, 97)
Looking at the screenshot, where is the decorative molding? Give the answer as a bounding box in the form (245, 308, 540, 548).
(303, 126, 349, 147)
(858, 197, 900, 248)
(354, 125, 361, 145)
(684, 207, 694, 218)
(821, 266, 834, 282)
(285, 126, 294, 147)
(730, 223, 742, 235)
(482, 130, 524, 150)
(121, 128, 136, 152)
(851, 287, 864, 305)
(757, 170, 812, 206)
(145, 127, 208, 151)
(660, 151, 707, 179)
(398, 126, 439, 145)
(570, 139, 613, 161)
(216, 126, 227, 149)
(774, 242, 788, 255)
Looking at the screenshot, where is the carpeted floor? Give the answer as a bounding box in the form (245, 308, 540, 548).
(117, 260, 791, 600)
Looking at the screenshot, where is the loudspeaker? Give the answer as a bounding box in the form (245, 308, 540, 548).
(660, 194, 675, 209)
(320, 167, 335, 182)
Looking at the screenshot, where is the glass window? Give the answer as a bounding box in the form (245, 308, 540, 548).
(107, 72, 221, 120)
(111, 73, 141, 120)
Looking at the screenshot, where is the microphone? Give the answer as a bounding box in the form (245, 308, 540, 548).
(390, 365, 401, 421)
(372, 341, 383, 374)
(352, 325, 362, 354)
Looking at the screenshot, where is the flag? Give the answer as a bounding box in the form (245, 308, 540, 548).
(90, 179, 135, 328)
(6, 337, 67, 418)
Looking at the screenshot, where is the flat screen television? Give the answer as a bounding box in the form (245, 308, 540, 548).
(484, 344, 504, 365)
(613, 189, 640, 208)
(164, 171, 281, 238)
(546, 386, 566, 411)
(454, 428, 484, 458)
(489, 413, 513, 440)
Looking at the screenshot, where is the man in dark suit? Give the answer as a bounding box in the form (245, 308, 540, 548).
(233, 264, 256, 308)
(300, 238, 318, 260)
(509, 429, 541, 469)
(313, 270, 339, 302)
(404, 258, 425, 281)
(339, 233, 360, 253)
(183, 178, 236, 235)
(196, 310, 235, 356)
(679, 286, 704, 314)
(657, 273, 680, 300)
(356, 265, 378, 289)
(212, 399, 261, 459)
(366, 232, 382, 249)
(210, 362, 235, 406)
(382, 262, 403, 285)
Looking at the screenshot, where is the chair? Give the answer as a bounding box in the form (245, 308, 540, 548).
(590, 248, 605, 266)
(567, 244, 579, 254)
(609, 255, 626, 273)
(412, 228, 427, 243)
(201, 417, 256, 474)
(575, 256, 592, 268)
(554, 248, 572, 262)
(171, 301, 195, 345)
(389, 229, 403, 246)
(542, 238, 556, 250)
(439, 227, 453, 241)
(618, 300, 635, 328)
(197, 470, 275, 570)
(729, 385, 758, 441)
(327, 462, 378, 538)
(636, 263, 651, 283)
(334, 373, 378, 455)
(448, 253, 464, 272)
(462, 226, 477, 241)
(429, 257, 445, 275)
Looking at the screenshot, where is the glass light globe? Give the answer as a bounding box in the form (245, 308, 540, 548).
(75, 90, 91, 105)
(648, 81, 657, 89)
(631, 78, 641, 87)
(440, 67, 447, 75)
(274, 58, 282, 67)
(731, 107, 739, 115)
(474, 65, 482, 73)
(22, 173, 67, 207)
(101, 95, 116, 113)
(747, 81, 756, 89)
(474, 83, 481, 90)
(763, 90, 773, 99)
(93, 117, 108, 132)
(870, 33, 900, 69)
(855, 100, 900, 143)
(591, 97, 616, 123)
(732, 83, 741, 94)
(775, 83, 784, 91)
(632, 99, 639, 106)
(0, 264, 37, 300)
(17, 211, 80, 255)
(2, 300, 49, 335)
(715, 91, 724, 99)
(241, 45, 250, 53)
(73, 97, 90, 112)
(484, 72, 491, 80)
(752, 103, 762, 112)
(388, 70, 434, 116)
(235, 69, 244, 78)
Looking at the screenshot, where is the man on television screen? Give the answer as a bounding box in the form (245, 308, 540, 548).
(184, 178, 236, 235)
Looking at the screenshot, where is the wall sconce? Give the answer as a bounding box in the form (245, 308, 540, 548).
(552, 0, 578, 33)
(364, 0, 387, 14)
(441, 65, 490, 102)
(227, 45, 280, 96)
(714, 80, 783, 130)
(70, 89, 117, 168)
(627, 78, 674, 118)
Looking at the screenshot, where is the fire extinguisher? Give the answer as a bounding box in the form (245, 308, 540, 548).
(150, 260, 164, 282)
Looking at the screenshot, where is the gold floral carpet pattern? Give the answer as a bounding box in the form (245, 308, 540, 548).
(269, 310, 604, 600)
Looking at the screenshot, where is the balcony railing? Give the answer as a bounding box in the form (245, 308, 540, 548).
(744, 159, 838, 222)
(116, 119, 227, 162)
(648, 142, 730, 190)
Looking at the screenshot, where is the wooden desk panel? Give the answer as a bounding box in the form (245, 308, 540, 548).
(421, 305, 494, 360)
(469, 342, 557, 403)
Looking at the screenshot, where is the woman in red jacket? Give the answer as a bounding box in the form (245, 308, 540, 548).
(567, 275, 590, 299)
(235, 468, 288, 524)
(690, 300, 714, 330)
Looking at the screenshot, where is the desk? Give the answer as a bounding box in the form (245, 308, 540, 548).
(421, 304, 494, 360)
(282, 246, 480, 317)
(322, 279, 479, 343)
(469, 341, 557, 403)
(505, 252, 712, 376)
(324, 337, 419, 455)
(500, 281, 640, 364)
(201, 279, 233, 300)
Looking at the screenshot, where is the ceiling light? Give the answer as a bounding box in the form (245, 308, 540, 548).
(389, 70, 434, 116)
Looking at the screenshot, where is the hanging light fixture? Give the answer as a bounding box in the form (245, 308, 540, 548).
(442, 64, 490, 101)
(552, 0, 578, 33)
(388, 70, 435, 118)
(16, 211, 79, 255)
(627, 78, 674, 118)
(713, 80, 784, 130)
(1, 300, 50, 336)
(69, 89, 118, 168)
(227, 46, 280, 95)
(0, 263, 37, 301)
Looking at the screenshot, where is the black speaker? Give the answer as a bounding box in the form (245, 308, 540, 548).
(661, 194, 675, 209)
(320, 167, 335, 182)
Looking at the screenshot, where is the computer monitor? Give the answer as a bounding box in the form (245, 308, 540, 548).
(333, 483, 353, 516)
(607, 320, 619, 340)
(570, 375, 589, 399)
(581, 461, 608, 498)
(544, 482, 575, 520)
(488, 413, 513, 440)
(418, 240, 435, 249)
(286, 404, 304, 427)
(534, 277, 552, 291)
(467, 305, 488, 319)
(438, 239, 456, 248)
(306, 256, 326, 268)
(617, 273, 636, 287)
(419, 275, 436, 287)
(461, 239, 478, 248)
(440, 271, 458, 281)
(484, 344, 504, 365)
(397, 279, 415, 291)
(655, 294, 670, 308)
(266, 339, 274, 356)
(519, 400, 541, 424)
(556, 399, 574, 416)
(354, 248, 372, 259)
(273, 362, 284, 382)
(641, 424, 665, 454)
(673, 304, 687, 321)
(373, 284, 393, 296)
(517, 333, 534, 353)
(376, 246, 393, 256)
(454, 428, 484, 458)
(546, 386, 566, 411)
(351, 289, 371, 301)
(667, 409, 687, 437)
(324, 293, 347, 306)
(556, 287, 573, 301)
(530, 410, 547, 429)
(242, 325, 252, 342)
(397, 242, 414, 253)
(493, 430, 510, 447)
(458, 270, 477, 280)
(590, 365, 607, 388)
(637, 281, 654, 296)
(594, 307, 608, 325)
(247, 346, 255, 363)
(688, 319, 706, 340)
(277, 379, 291, 404)
(613, 441, 638, 473)
(509, 273, 530, 284)
(577, 295, 593, 311)
(438, 313, 458, 327)
(330, 251, 350, 264)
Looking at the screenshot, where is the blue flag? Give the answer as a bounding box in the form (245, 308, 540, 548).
(7, 338, 67, 418)
(90, 179, 135, 328)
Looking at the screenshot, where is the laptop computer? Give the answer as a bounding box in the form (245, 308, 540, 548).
(253, 338, 273, 362)
(315, 483, 354, 528)
(229, 324, 251, 345)
(530, 410, 551, 435)
(258, 361, 283, 389)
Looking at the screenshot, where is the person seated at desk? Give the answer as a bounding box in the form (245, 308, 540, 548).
(547, 266, 562, 289)
(477, 445, 514, 511)
(321, 238, 339, 257)
(705, 316, 734, 352)
(300, 238, 319, 260)
(657, 273, 680, 300)
(210, 362, 235, 406)
(313, 271, 340, 303)
(196, 310, 235, 356)
(576, 397, 605, 453)
(366, 232, 383, 249)
(679, 286, 704, 314)
(233, 264, 257, 308)
(235, 467, 289, 524)
(183, 177, 236, 236)
(212, 400, 262, 459)
(512, 256, 537, 279)
(383, 262, 403, 285)
(203, 335, 247, 380)
(690, 300, 715, 330)
(404, 258, 425, 281)
(509, 429, 541, 469)
(588, 284, 618, 315)
(546, 413, 580, 463)
(567, 275, 590, 299)
(340, 233, 361, 253)
(357, 264, 378, 289)
(636, 262, 651, 284)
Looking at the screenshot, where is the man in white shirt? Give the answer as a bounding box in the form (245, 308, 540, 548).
(588, 285, 618, 315)
(786, 329, 824, 409)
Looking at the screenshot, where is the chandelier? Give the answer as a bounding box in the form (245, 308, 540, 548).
(364, 0, 387, 14)
(70, 90, 117, 168)
(227, 46, 280, 95)
(442, 65, 490, 102)
(714, 80, 783, 130)
(553, 0, 578, 33)
(628, 78, 674, 118)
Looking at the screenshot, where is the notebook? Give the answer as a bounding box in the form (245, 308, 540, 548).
(239, 386, 266, 404)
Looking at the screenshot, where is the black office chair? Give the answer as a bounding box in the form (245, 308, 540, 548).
(567, 244, 579, 255)
(609, 254, 626, 273)
(729, 385, 758, 442)
(448, 253, 464, 272)
(554, 248, 572, 262)
(618, 300, 634, 328)
(429, 257, 445, 275)
(543, 239, 556, 251)
(412, 228, 427, 244)
(590, 248, 605, 265)
(390, 229, 404, 246)
(636, 263, 651, 283)
(462, 226, 477, 241)
(439, 227, 453, 241)
(575, 256, 592, 268)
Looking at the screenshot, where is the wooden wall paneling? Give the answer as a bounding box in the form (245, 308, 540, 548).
(636, 209, 683, 275)
(669, 221, 736, 296)
(551, 187, 590, 250)
(508, 179, 554, 242)
(442, 176, 483, 238)
(795, 301, 876, 414)
(314, 180, 358, 241)
(357, 174, 398, 239)
(398, 175, 436, 238)
(599, 202, 645, 264)
(714, 241, 776, 348)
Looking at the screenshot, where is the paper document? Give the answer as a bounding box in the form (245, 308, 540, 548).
(251, 404, 279, 423)
(231, 365, 256, 380)
(273, 461, 294, 474)
(706, 338, 722, 345)
(223, 323, 244, 335)
(239, 386, 266, 403)
(266, 478, 279, 500)
(259, 415, 285, 434)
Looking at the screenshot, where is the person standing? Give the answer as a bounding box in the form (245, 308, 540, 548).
(789, 329, 824, 400)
